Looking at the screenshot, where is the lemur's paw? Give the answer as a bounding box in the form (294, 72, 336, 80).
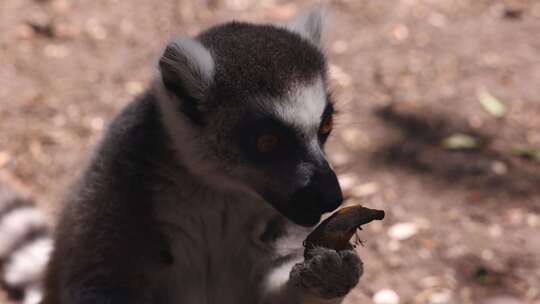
(290, 247, 363, 299)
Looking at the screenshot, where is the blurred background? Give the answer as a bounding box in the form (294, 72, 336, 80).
(1, 0, 539, 303)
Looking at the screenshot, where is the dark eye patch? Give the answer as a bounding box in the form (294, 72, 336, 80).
(236, 113, 304, 164)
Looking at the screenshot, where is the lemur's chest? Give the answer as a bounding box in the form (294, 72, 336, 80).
(151, 188, 296, 304)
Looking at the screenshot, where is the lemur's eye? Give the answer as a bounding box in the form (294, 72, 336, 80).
(319, 114, 333, 135)
(257, 134, 280, 153)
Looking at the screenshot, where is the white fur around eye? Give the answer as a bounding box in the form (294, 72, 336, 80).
(274, 77, 327, 135)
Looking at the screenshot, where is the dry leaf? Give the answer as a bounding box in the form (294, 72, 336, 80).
(478, 89, 506, 118)
(442, 133, 479, 150)
(511, 145, 540, 162)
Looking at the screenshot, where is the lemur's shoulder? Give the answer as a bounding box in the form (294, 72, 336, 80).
(95, 92, 169, 164)
(42, 92, 178, 304)
(74, 91, 176, 197)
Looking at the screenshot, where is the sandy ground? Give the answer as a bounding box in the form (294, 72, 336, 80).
(1, 0, 540, 303)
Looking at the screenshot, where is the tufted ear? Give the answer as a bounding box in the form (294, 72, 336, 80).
(285, 6, 327, 48)
(159, 37, 214, 124)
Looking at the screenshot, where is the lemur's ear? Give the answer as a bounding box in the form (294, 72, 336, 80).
(285, 6, 327, 48)
(159, 37, 214, 124)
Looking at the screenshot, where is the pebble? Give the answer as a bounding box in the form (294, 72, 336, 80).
(491, 161, 508, 175)
(392, 24, 409, 42)
(337, 174, 359, 192)
(488, 224, 502, 238)
(481, 249, 495, 261)
(373, 289, 400, 304)
(340, 128, 369, 150)
(125, 81, 144, 95)
(527, 214, 539, 227)
(89, 117, 105, 131)
(328, 64, 352, 87)
(43, 44, 69, 58)
(388, 222, 419, 241)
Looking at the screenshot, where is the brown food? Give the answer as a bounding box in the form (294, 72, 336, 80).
(303, 205, 385, 257)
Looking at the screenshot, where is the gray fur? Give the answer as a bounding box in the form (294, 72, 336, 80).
(285, 6, 326, 48)
(290, 247, 362, 300)
(160, 37, 214, 104)
(42, 8, 360, 304)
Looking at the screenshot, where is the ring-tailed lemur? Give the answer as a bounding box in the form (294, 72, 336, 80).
(0, 174, 51, 304)
(4, 7, 364, 304)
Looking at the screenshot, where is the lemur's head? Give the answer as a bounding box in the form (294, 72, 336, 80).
(156, 8, 341, 227)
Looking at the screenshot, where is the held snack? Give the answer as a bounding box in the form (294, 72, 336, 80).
(303, 205, 385, 257)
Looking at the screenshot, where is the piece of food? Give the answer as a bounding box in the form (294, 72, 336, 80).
(303, 205, 385, 257)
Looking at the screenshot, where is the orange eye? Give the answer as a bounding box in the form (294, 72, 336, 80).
(319, 115, 333, 135)
(257, 134, 280, 153)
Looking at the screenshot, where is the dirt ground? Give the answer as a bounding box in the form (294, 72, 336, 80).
(1, 0, 540, 303)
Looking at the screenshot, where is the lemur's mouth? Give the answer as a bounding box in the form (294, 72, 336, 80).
(262, 192, 335, 227)
(288, 214, 317, 227)
(294, 212, 323, 227)
(294, 202, 342, 227)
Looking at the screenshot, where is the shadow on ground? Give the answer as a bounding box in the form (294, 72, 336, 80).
(372, 104, 540, 208)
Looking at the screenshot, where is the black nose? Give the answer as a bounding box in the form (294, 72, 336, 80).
(284, 162, 344, 227)
(309, 166, 343, 213)
(292, 161, 343, 214)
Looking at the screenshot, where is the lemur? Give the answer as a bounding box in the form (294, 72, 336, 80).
(1, 7, 364, 304)
(0, 173, 50, 304)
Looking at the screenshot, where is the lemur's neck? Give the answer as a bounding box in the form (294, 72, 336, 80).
(151, 132, 275, 236)
(151, 83, 261, 204)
